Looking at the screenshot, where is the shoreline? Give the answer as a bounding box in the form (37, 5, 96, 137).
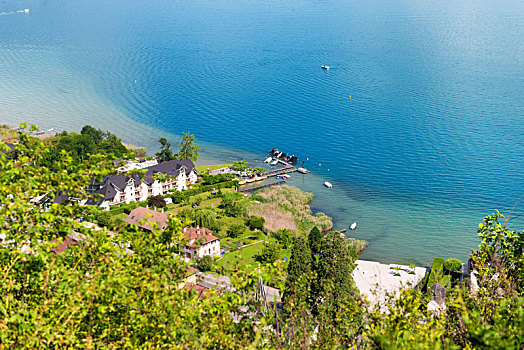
(2, 120, 481, 265)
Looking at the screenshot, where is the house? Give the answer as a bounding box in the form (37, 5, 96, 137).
(177, 266, 199, 289)
(124, 207, 169, 231)
(181, 226, 220, 260)
(87, 158, 199, 208)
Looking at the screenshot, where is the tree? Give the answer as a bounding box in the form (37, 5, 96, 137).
(248, 216, 265, 231)
(196, 255, 214, 272)
(257, 241, 281, 264)
(444, 258, 462, 273)
(274, 228, 293, 248)
(311, 231, 356, 314)
(148, 195, 166, 208)
(220, 197, 242, 217)
(177, 132, 199, 162)
(232, 160, 248, 172)
(228, 223, 245, 238)
(253, 167, 265, 174)
(283, 236, 311, 303)
(155, 138, 175, 163)
(94, 210, 114, 228)
(0, 126, 265, 347)
(308, 226, 322, 256)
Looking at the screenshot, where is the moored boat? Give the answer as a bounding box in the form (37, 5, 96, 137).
(321, 65, 330, 70)
(270, 159, 279, 166)
(324, 181, 332, 188)
(350, 222, 357, 230)
(264, 157, 272, 163)
(297, 167, 309, 174)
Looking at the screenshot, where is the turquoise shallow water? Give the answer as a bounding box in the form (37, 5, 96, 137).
(1, 0, 523, 265)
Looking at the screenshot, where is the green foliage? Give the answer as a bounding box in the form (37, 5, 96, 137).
(177, 132, 199, 161)
(308, 226, 322, 256)
(148, 194, 166, 208)
(93, 210, 114, 228)
(312, 231, 357, 312)
(248, 215, 265, 230)
(232, 160, 248, 171)
(200, 172, 236, 185)
(220, 197, 243, 217)
(283, 236, 311, 307)
(477, 210, 524, 295)
(228, 223, 245, 238)
(426, 257, 449, 288)
(253, 167, 265, 174)
(155, 137, 175, 162)
(0, 128, 266, 347)
(257, 241, 281, 264)
(195, 255, 214, 272)
(444, 258, 462, 273)
(273, 228, 293, 249)
(40, 125, 129, 168)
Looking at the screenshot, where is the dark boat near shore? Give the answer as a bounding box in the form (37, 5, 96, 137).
(267, 149, 298, 164)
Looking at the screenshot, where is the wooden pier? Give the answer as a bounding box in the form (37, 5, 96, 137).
(240, 180, 286, 193)
(260, 160, 297, 178)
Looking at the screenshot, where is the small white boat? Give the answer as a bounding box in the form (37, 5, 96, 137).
(324, 181, 332, 188)
(281, 174, 290, 179)
(264, 157, 272, 163)
(297, 167, 309, 174)
(23, 8, 29, 13)
(321, 65, 330, 70)
(350, 222, 357, 230)
(270, 159, 279, 166)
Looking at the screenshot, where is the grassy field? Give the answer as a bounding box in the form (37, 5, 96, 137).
(217, 240, 291, 272)
(195, 163, 232, 173)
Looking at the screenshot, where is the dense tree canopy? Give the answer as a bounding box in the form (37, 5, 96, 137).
(40, 125, 129, 168)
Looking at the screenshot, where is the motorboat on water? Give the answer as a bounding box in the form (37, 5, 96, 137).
(350, 222, 357, 230)
(321, 65, 330, 70)
(264, 157, 272, 163)
(270, 159, 279, 166)
(297, 167, 309, 174)
(324, 181, 332, 188)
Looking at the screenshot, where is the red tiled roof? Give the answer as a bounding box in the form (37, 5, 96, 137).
(50, 235, 81, 255)
(125, 207, 168, 231)
(182, 227, 219, 247)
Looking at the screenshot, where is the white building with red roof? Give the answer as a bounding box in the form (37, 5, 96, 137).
(181, 226, 220, 260)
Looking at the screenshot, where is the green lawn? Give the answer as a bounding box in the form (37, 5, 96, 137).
(217, 240, 291, 272)
(217, 241, 264, 271)
(195, 163, 233, 173)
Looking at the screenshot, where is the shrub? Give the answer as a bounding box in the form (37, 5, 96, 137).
(256, 241, 281, 264)
(195, 255, 214, 272)
(148, 195, 166, 208)
(444, 258, 462, 273)
(94, 211, 114, 228)
(274, 228, 293, 248)
(248, 216, 265, 230)
(228, 223, 245, 238)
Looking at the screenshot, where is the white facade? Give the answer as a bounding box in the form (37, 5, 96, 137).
(104, 168, 198, 206)
(183, 239, 221, 260)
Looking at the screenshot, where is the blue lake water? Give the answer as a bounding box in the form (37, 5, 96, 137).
(1, 0, 523, 264)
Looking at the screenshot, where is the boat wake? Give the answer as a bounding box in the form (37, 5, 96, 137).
(0, 8, 29, 16)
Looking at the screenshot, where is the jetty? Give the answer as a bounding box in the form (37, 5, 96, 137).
(240, 179, 286, 193)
